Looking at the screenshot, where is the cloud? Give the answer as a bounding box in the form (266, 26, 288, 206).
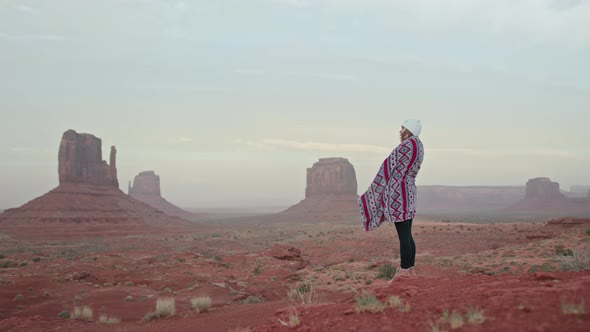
(272, 0, 590, 46)
(236, 138, 390, 154)
(285, 71, 357, 81)
(237, 138, 589, 159)
(14, 4, 35, 14)
(0, 33, 65, 42)
(167, 137, 193, 143)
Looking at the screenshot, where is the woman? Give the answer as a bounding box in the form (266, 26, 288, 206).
(359, 119, 424, 280)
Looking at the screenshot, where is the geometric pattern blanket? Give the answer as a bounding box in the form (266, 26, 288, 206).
(359, 136, 424, 231)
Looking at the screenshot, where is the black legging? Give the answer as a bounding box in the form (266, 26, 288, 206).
(394, 218, 416, 269)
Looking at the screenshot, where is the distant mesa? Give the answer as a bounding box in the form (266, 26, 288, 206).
(129, 171, 196, 220)
(286, 157, 359, 214)
(525, 177, 563, 200)
(0, 129, 191, 239)
(417, 185, 525, 214)
(569, 185, 590, 198)
(508, 177, 590, 216)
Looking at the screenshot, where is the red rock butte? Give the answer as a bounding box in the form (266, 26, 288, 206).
(286, 157, 359, 214)
(128, 171, 196, 220)
(509, 177, 590, 216)
(0, 130, 192, 239)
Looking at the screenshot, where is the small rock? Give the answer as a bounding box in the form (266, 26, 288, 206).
(534, 272, 559, 281)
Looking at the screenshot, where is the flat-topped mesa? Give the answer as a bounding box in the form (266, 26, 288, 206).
(525, 177, 563, 200)
(58, 129, 119, 187)
(129, 171, 161, 197)
(305, 157, 357, 198)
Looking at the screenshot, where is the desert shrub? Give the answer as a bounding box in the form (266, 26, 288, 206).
(191, 296, 212, 313)
(555, 245, 574, 256)
(355, 291, 385, 313)
(388, 296, 411, 313)
(32, 257, 41, 263)
(156, 297, 175, 317)
(72, 306, 93, 321)
(0, 260, 17, 268)
(466, 307, 486, 324)
(278, 311, 300, 327)
(288, 282, 324, 305)
(98, 314, 120, 324)
(143, 312, 159, 321)
(58, 311, 70, 319)
(562, 300, 585, 315)
(242, 296, 263, 304)
(558, 245, 590, 271)
(377, 264, 396, 280)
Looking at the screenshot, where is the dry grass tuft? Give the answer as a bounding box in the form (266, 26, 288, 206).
(72, 306, 93, 321)
(191, 296, 212, 313)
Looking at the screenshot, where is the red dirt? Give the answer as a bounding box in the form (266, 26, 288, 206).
(1, 216, 589, 331)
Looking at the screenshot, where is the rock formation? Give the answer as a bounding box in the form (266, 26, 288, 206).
(58, 130, 118, 187)
(0, 130, 192, 239)
(129, 171, 161, 196)
(286, 158, 359, 214)
(508, 177, 590, 217)
(128, 171, 195, 220)
(418, 186, 525, 213)
(305, 158, 357, 198)
(525, 178, 563, 199)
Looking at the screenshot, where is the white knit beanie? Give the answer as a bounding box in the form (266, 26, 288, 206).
(402, 119, 422, 136)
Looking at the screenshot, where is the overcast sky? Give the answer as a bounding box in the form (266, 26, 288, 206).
(1, 0, 589, 209)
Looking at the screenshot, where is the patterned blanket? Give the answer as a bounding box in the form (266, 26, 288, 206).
(359, 136, 424, 231)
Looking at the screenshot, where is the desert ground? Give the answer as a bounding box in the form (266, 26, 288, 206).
(1, 214, 589, 332)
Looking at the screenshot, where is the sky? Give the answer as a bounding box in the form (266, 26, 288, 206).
(1, 0, 589, 209)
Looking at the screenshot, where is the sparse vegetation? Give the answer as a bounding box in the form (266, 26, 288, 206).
(125, 281, 134, 286)
(585, 229, 590, 236)
(562, 300, 585, 315)
(242, 296, 264, 304)
(555, 245, 574, 257)
(376, 264, 396, 280)
(0, 254, 5, 259)
(98, 314, 121, 324)
(72, 306, 93, 321)
(288, 282, 324, 305)
(143, 312, 159, 321)
(449, 310, 464, 329)
(14, 294, 24, 300)
(124, 295, 133, 302)
(355, 291, 385, 313)
(0, 260, 17, 268)
(388, 296, 411, 312)
(253, 265, 261, 275)
(191, 296, 212, 313)
(156, 297, 175, 317)
(58, 311, 70, 319)
(466, 307, 486, 324)
(32, 257, 41, 263)
(278, 311, 300, 328)
(558, 245, 590, 271)
(19, 261, 27, 267)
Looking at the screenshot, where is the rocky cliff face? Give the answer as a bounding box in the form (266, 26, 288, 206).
(58, 129, 118, 187)
(305, 158, 357, 198)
